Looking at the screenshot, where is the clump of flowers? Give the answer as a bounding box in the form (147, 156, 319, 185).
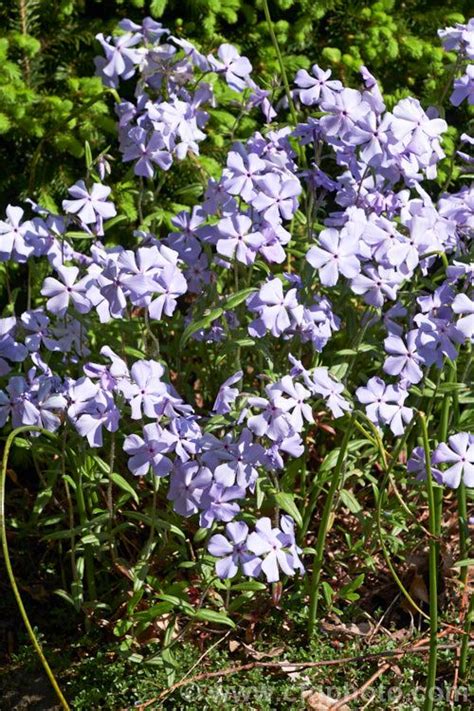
(0, 15, 472, 596)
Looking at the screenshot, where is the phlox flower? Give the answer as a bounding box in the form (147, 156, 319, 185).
(0, 317, 28, 375)
(212, 371, 243, 415)
(311, 368, 351, 419)
(167, 462, 212, 517)
(251, 174, 301, 224)
(294, 64, 342, 105)
(223, 146, 266, 202)
(208, 521, 261, 579)
(452, 294, 474, 341)
(62, 181, 116, 230)
(272, 375, 314, 432)
(122, 127, 172, 177)
(247, 516, 303, 583)
(73, 389, 120, 447)
(450, 66, 474, 107)
(41, 265, 92, 317)
(432, 433, 474, 488)
(383, 330, 424, 384)
(95, 31, 143, 87)
(124, 423, 174, 477)
(216, 214, 264, 265)
(208, 43, 252, 92)
(306, 228, 360, 286)
(356, 377, 413, 435)
(0, 205, 35, 263)
(248, 278, 303, 338)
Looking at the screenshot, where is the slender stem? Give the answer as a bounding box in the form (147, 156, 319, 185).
(75, 465, 96, 607)
(458, 482, 471, 679)
(460, 594, 473, 681)
(342, 307, 372, 385)
(301, 469, 326, 539)
(107, 431, 117, 563)
(147, 476, 159, 550)
(261, 0, 298, 126)
(0, 427, 70, 710)
(307, 415, 354, 637)
(420, 412, 438, 711)
(369, 415, 430, 620)
(441, 359, 470, 677)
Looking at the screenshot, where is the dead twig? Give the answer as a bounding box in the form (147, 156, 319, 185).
(331, 662, 390, 709)
(451, 576, 472, 705)
(136, 641, 474, 709)
(331, 631, 432, 709)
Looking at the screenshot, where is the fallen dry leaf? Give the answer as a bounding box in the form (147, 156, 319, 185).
(409, 572, 429, 604)
(240, 642, 285, 660)
(302, 690, 350, 710)
(321, 618, 372, 639)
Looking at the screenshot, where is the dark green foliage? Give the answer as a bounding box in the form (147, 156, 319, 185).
(0, 0, 471, 209)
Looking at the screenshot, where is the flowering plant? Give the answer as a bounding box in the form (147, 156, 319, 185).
(0, 14, 473, 699)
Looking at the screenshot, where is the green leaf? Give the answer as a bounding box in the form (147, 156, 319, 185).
(321, 581, 334, 606)
(452, 559, 474, 568)
(157, 594, 194, 614)
(104, 214, 129, 231)
(64, 231, 95, 239)
(193, 527, 209, 543)
(234, 337, 255, 347)
(180, 307, 223, 347)
(319, 440, 365, 472)
(53, 589, 76, 607)
(128, 653, 144, 664)
(150, 0, 168, 17)
(84, 140, 93, 170)
(194, 608, 236, 628)
(231, 581, 267, 592)
(337, 344, 376, 355)
(274, 492, 303, 527)
(110, 472, 139, 504)
(133, 602, 174, 622)
(113, 618, 133, 636)
(339, 489, 362, 514)
(340, 573, 365, 598)
(123, 346, 146, 359)
(223, 287, 256, 311)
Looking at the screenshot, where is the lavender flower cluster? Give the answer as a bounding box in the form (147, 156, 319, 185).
(0, 16, 472, 585)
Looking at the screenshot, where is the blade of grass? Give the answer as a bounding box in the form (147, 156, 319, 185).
(0, 426, 70, 710)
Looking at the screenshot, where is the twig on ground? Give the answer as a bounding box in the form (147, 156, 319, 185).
(366, 592, 401, 644)
(451, 576, 472, 705)
(176, 630, 231, 685)
(136, 641, 474, 709)
(361, 692, 376, 709)
(332, 629, 447, 710)
(331, 662, 391, 709)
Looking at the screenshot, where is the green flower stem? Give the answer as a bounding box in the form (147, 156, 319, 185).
(458, 481, 471, 680)
(0, 427, 70, 710)
(107, 430, 117, 563)
(307, 415, 354, 638)
(460, 592, 473, 681)
(365, 413, 430, 620)
(444, 361, 470, 676)
(301, 473, 325, 540)
(419, 412, 438, 711)
(75, 465, 96, 607)
(439, 359, 471, 677)
(261, 0, 298, 126)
